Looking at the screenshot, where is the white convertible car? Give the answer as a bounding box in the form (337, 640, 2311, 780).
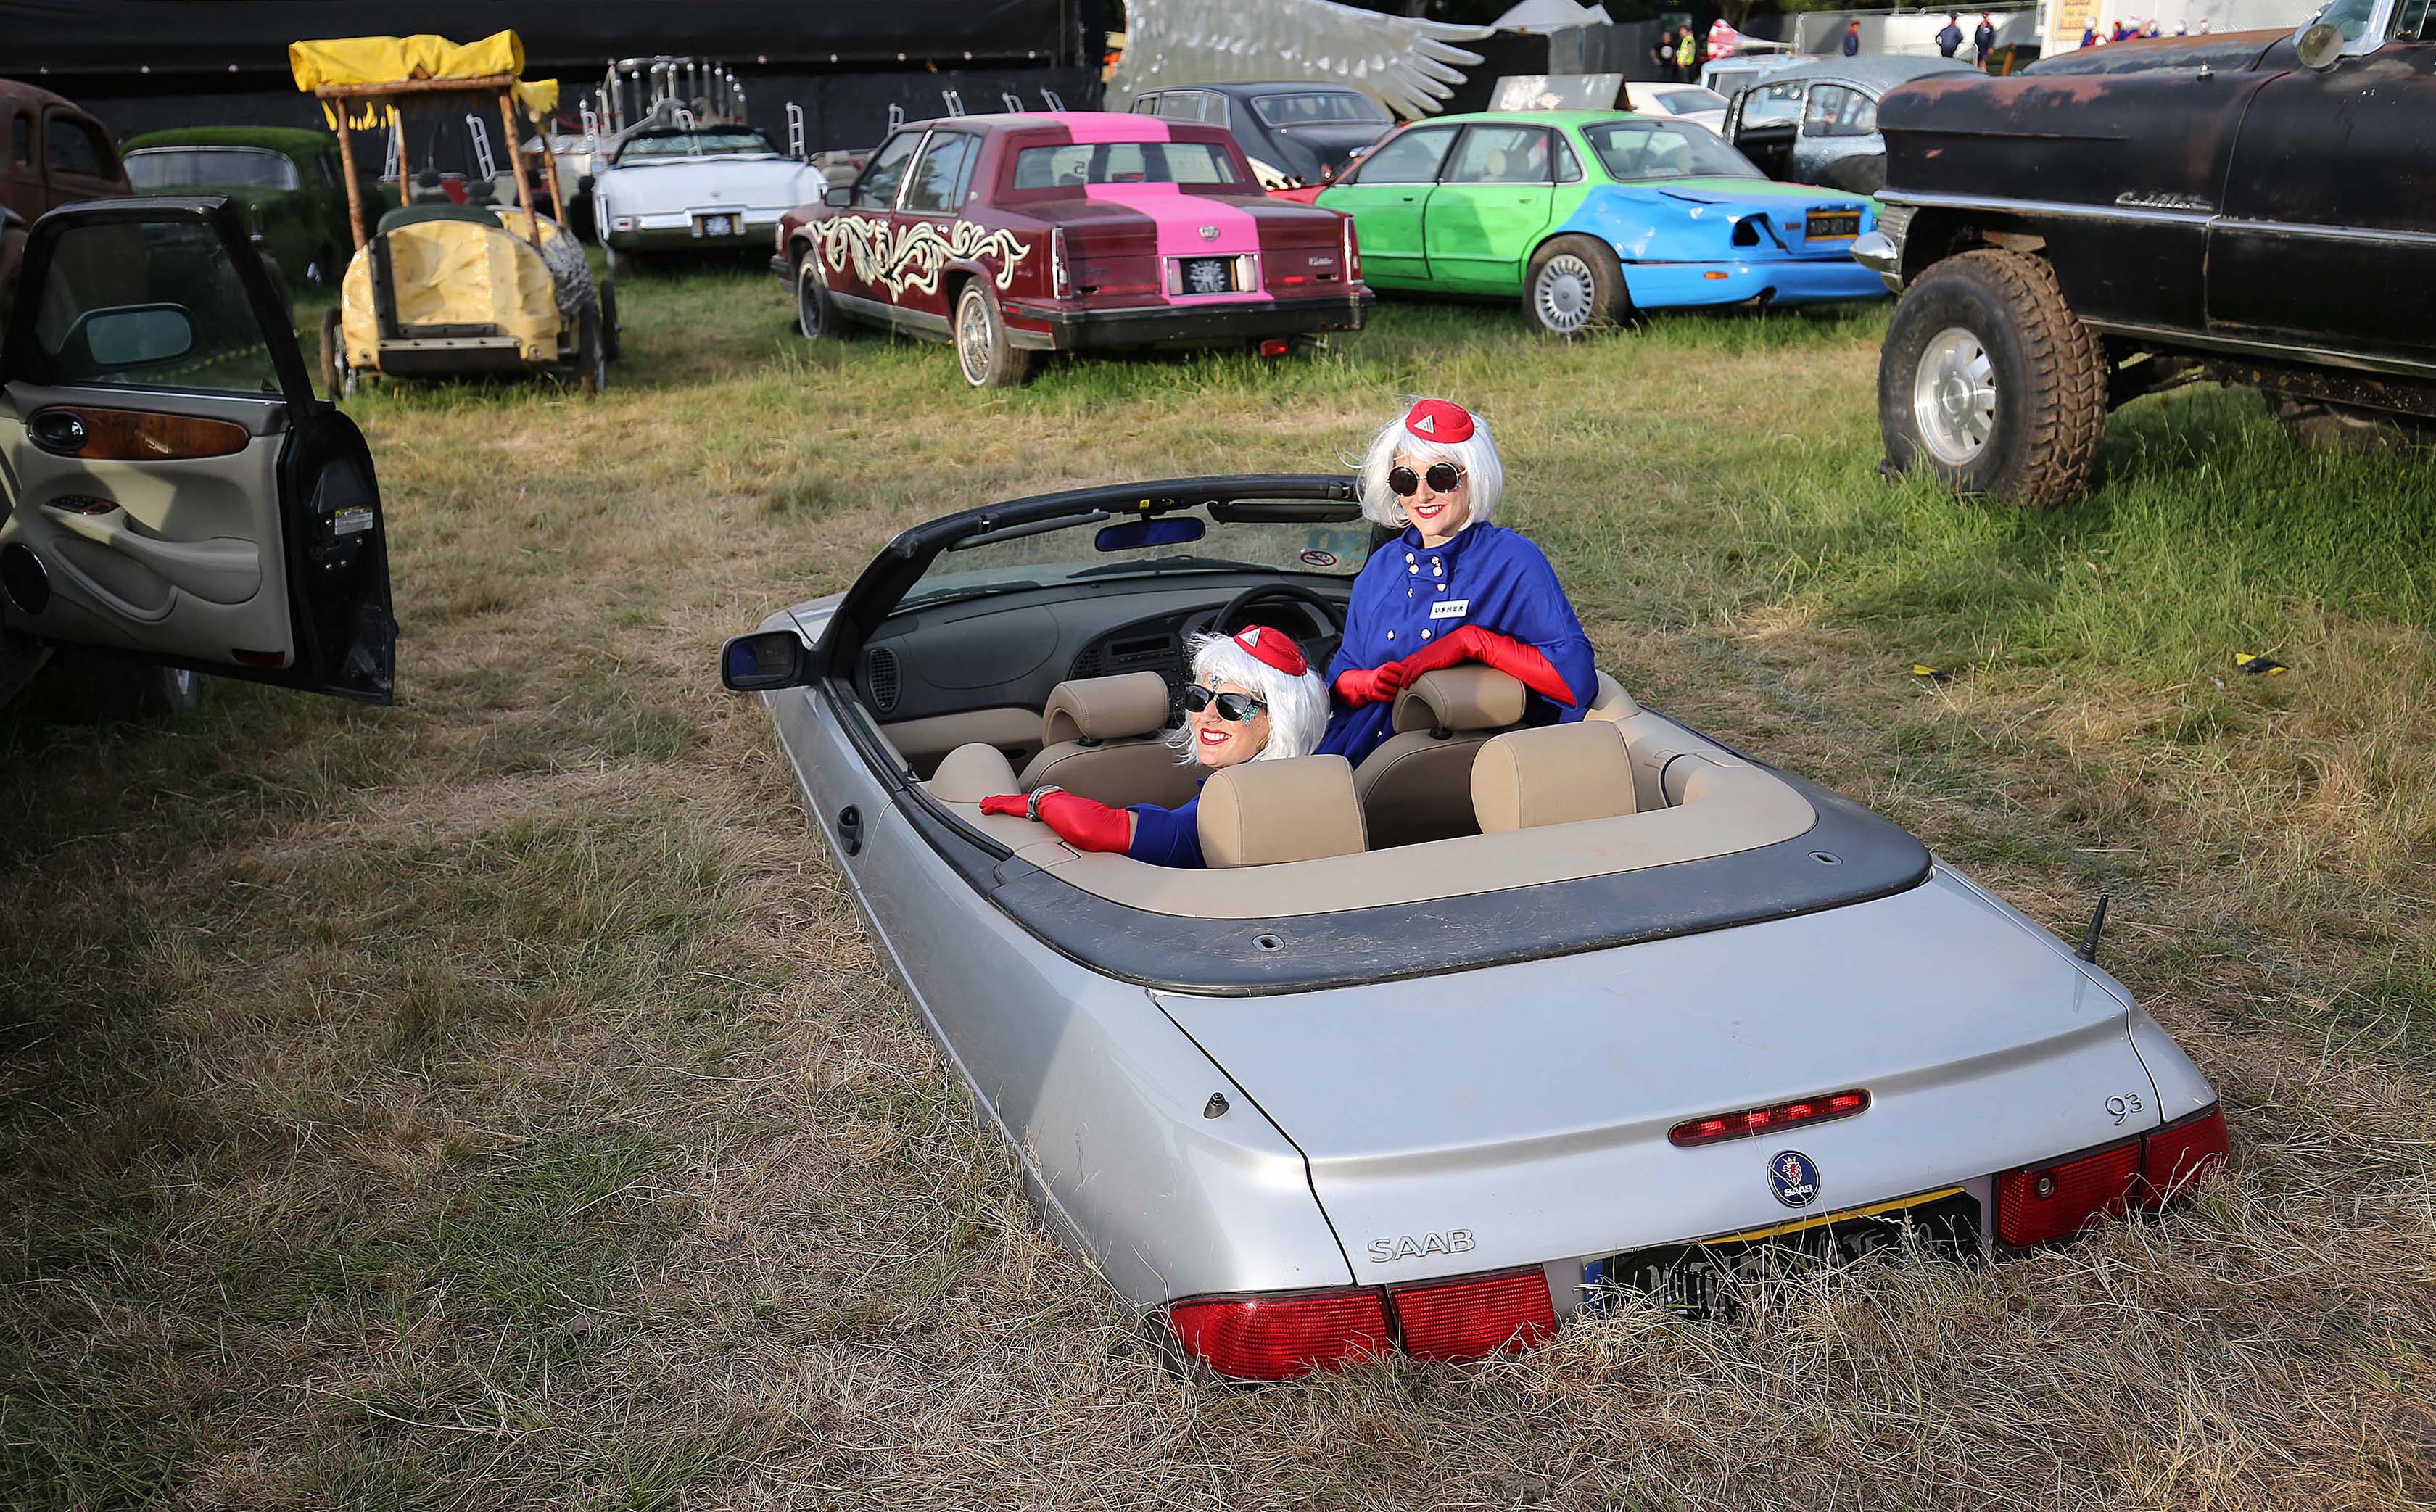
(590, 125, 823, 267)
(723, 475, 2230, 1381)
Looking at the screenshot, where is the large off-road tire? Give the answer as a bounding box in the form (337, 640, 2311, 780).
(953, 280, 1033, 389)
(317, 306, 344, 399)
(795, 251, 847, 340)
(1523, 234, 1630, 339)
(1879, 248, 2108, 508)
(53, 650, 203, 724)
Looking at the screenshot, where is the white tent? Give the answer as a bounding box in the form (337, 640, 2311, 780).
(1492, 0, 1616, 33)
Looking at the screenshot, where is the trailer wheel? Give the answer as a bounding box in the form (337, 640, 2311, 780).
(600, 279, 622, 363)
(577, 305, 607, 397)
(1879, 249, 2107, 508)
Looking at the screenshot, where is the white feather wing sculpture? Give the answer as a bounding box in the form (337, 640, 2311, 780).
(1111, 0, 1493, 120)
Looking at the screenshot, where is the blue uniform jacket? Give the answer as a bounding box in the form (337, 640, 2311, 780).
(1318, 521, 1595, 767)
(1126, 795, 1205, 867)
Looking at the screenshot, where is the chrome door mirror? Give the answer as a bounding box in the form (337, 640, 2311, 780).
(2296, 20, 2346, 67)
(721, 629, 813, 691)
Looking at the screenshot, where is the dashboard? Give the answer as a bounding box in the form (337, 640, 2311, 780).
(861, 574, 1349, 728)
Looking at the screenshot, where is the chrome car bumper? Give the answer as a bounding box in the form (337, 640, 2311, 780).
(1851, 230, 1902, 293)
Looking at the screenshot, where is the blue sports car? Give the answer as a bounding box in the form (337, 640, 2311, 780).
(1316, 110, 1885, 336)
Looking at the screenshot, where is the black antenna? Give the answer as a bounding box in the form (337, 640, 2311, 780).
(2076, 896, 2110, 964)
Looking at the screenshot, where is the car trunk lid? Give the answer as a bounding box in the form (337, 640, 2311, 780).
(1154, 871, 2155, 1286)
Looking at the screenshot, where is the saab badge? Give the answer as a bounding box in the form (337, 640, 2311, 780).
(1769, 1149, 1820, 1209)
(1198, 223, 1220, 241)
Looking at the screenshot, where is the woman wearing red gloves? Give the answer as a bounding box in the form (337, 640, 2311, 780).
(1316, 399, 1595, 767)
(978, 625, 1329, 868)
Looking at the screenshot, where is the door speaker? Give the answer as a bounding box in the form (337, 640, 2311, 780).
(0, 543, 50, 615)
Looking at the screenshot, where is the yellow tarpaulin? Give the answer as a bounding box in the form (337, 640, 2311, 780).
(513, 80, 560, 119)
(290, 32, 526, 126)
(339, 218, 561, 371)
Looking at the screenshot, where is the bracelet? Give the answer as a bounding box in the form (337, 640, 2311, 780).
(1026, 785, 1064, 822)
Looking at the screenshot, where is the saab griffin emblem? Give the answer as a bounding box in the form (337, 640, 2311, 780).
(1769, 1149, 1820, 1209)
(1198, 223, 1220, 241)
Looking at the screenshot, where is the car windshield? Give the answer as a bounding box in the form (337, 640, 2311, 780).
(1009, 141, 1243, 191)
(1250, 91, 1390, 127)
(1582, 120, 1762, 181)
(124, 146, 300, 191)
(899, 505, 1374, 611)
(1651, 88, 1729, 115)
(616, 130, 777, 163)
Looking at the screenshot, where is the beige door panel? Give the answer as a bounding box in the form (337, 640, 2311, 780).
(0, 384, 296, 670)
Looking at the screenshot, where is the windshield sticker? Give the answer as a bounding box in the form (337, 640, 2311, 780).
(1298, 549, 1338, 568)
(816, 213, 1031, 298)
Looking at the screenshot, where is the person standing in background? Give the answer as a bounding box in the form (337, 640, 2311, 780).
(1842, 17, 1863, 54)
(1653, 26, 1677, 78)
(1973, 13, 1998, 61)
(1936, 14, 1964, 55)
(1676, 26, 1697, 79)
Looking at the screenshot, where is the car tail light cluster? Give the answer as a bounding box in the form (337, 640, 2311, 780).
(1165, 1267, 1555, 1380)
(1996, 1104, 2228, 1246)
(1669, 1089, 1870, 1148)
(1340, 213, 1361, 284)
(1049, 226, 1070, 299)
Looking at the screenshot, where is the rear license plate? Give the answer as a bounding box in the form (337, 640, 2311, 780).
(695, 213, 739, 238)
(1582, 1188, 1978, 1320)
(1178, 255, 1237, 294)
(1805, 208, 1861, 241)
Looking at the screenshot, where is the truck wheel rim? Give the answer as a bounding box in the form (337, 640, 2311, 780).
(1535, 255, 1595, 334)
(957, 292, 991, 384)
(1914, 326, 1997, 465)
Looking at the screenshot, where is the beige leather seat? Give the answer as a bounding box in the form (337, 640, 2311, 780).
(1351, 666, 1529, 850)
(927, 741, 1020, 803)
(1197, 755, 1368, 867)
(1470, 719, 1639, 833)
(1016, 672, 1201, 809)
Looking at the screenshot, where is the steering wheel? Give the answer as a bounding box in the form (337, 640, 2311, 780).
(1209, 582, 1347, 674)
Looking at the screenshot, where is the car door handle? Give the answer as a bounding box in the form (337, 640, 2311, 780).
(28, 411, 87, 455)
(836, 804, 862, 856)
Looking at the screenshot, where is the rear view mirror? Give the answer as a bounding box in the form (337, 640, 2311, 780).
(824, 185, 851, 207)
(1095, 516, 1207, 552)
(65, 305, 194, 371)
(721, 629, 812, 691)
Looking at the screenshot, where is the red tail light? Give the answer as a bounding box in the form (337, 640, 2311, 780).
(1390, 1269, 1555, 1361)
(1996, 1139, 2140, 1245)
(2139, 1104, 2228, 1207)
(1342, 212, 1361, 283)
(1670, 1089, 1870, 1148)
(1258, 337, 1290, 357)
(1166, 1289, 1390, 1381)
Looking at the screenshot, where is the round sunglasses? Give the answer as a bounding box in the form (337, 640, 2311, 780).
(1389, 461, 1465, 497)
(1183, 684, 1267, 722)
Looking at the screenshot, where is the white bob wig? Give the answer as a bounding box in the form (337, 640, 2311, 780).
(1355, 398, 1506, 532)
(1167, 629, 1330, 767)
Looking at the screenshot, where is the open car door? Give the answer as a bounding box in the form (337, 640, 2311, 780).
(0, 195, 393, 703)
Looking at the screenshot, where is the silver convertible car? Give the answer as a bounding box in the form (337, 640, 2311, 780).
(722, 476, 2229, 1379)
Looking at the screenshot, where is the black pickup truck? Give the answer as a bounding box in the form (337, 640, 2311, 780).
(1857, 0, 2436, 506)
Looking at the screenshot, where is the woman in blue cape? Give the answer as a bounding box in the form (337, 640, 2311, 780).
(1318, 399, 1595, 767)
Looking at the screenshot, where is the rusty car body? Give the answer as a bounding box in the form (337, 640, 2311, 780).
(772, 112, 1372, 387)
(1859, 2, 2436, 505)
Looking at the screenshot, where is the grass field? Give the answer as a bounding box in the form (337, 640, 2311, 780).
(4, 260, 2435, 1510)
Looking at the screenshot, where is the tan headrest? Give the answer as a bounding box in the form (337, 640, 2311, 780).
(1471, 721, 1638, 833)
(1041, 672, 1169, 745)
(1197, 755, 1367, 867)
(928, 741, 1020, 803)
(1391, 666, 1528, 735)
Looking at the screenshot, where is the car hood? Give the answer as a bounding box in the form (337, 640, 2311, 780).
(1156, 869, 2161, 1284)
(2020, 28, 2287, 75)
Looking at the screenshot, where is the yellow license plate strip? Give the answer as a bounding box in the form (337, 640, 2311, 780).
(1701, 1186, 1966, 1248)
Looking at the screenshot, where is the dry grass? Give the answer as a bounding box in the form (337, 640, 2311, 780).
(4, 263, 2434, 1510)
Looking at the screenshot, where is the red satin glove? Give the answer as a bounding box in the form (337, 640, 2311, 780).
(975, 791, 1134, 853)
(1333, 663, 1411, 707)
(1391, 624, 1579, 708)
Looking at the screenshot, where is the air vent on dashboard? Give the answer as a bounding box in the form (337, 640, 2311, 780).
(864, 645, 901, 714)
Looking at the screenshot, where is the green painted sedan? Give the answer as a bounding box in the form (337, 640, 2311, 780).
(122, 126, 373, 288)
(1313, 110, 1884, 336)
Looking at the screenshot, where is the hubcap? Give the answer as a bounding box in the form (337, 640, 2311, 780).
(1912, 326, 1997, 466)
(957, 292, 991, 384)
(1535, 255, 1595, 334)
